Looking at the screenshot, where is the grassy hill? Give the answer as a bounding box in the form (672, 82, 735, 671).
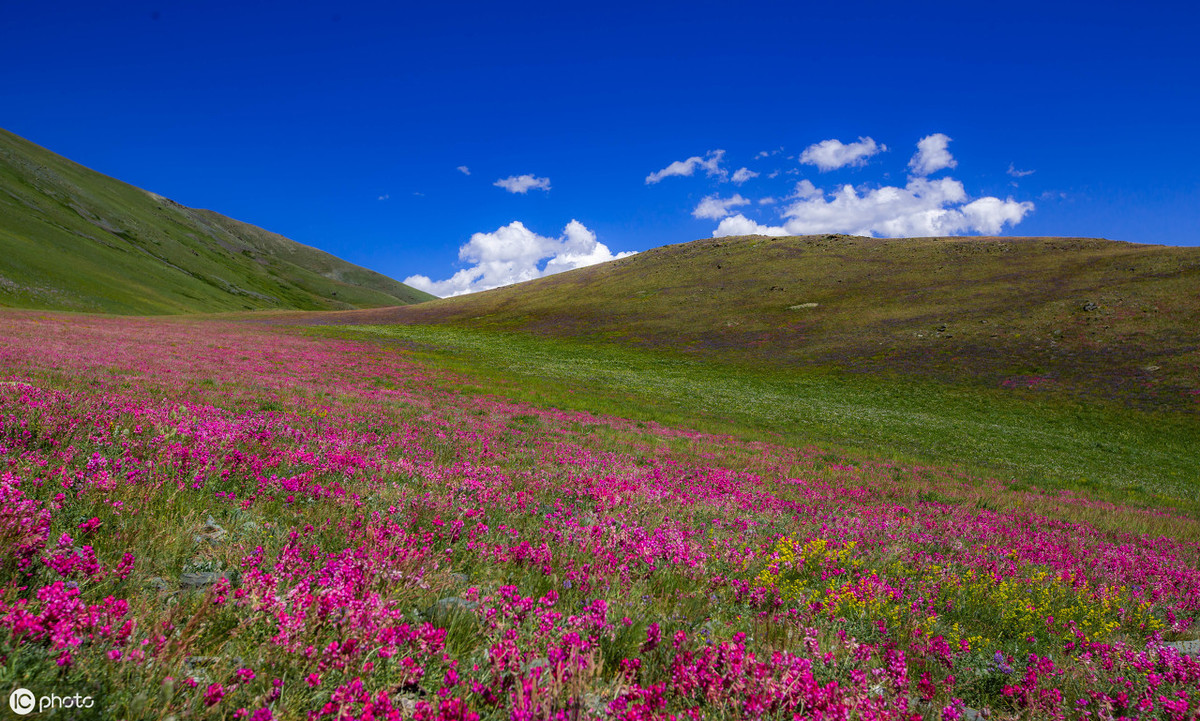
(275, 233, 1200, 504)
(0, 127, 434, 314)
(310, 234, 1200, 413)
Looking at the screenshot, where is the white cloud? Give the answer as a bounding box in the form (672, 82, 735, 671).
(403, 220, 635, 297)
(908, 134, 957, 176)
(788, 179, 822, 200)
(713, 177, 1032, 238)
(1007, 163, 1035, 178)
(377, 193, 389, 201)
(645, 150, 726, 184)
(959, 197, 1035, 235)
(457, 165, 471, 176)
(712, 215, 788, 237)
(494, 174, 552, 194)
(692, 194, 751, 220)
(782, 177, 968, 236)
(799, 137, 885, 171)
(696, 134, 1031, 239)
(731, 167, 759, 184)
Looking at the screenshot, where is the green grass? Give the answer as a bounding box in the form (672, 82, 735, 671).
(0, 127, 434, 314)
(319, 323, 1200, 511)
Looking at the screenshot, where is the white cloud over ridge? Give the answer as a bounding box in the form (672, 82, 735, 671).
(404, 220, 634, 298)
(645, 150, 726, 184)
(692, 194, 750, 220)
(494, 174, 551, 193)
(713, 214, 789, 237)
(799, 137, 885, 171)
(706, 132, 1031, 239)
(909, 134, 957, 176)
(713, 176, 1032, 239)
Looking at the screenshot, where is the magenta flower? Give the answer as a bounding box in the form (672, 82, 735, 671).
(204, 683, 225, 707)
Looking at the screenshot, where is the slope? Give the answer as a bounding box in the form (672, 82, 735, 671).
(0, 128, 434, 314)
(309, 234, 1200, 412)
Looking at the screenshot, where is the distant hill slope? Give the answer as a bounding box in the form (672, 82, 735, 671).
(312, 234, 1200, 411)
(0, 128, 434, 314)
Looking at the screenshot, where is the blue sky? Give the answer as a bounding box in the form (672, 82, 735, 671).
(3, 1, 1198, 295)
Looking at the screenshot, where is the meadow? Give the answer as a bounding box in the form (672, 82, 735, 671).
(2, 310, 1198, 720)
(319, 324, 1200, 515)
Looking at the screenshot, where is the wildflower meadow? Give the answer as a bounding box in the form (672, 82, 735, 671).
(1, 311, 1197, 720)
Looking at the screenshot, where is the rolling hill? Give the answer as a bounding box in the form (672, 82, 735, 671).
(306, 233, 1200, 412)
(0, 127, 434, 314)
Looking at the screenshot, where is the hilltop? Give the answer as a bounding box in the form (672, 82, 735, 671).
(308, 234, 1200, 412)
(0, 128, 433, 314)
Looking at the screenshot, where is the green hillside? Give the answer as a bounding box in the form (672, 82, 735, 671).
(0, 128, 434, 314)
(314, 234, 1200, 412)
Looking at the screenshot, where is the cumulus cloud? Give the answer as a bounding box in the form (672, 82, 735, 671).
(1007, 163, 1035, 178)
(788, 179, 822, 200)
(712, 176, 1032, 238)
(494, 174, 552, 194)
(645, 150, 726, 184)
(799, 137, 885, 171)
(457, 165, 471, 175)
(908, 134, 957, 176)
(731, 167, 759, 184)
(781, 177, 968, 236)
(958, 197, 1035, 234)
(692, 194, 751, 220)
(712, 215, 788, 237)
(403, 220, 635, 297)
